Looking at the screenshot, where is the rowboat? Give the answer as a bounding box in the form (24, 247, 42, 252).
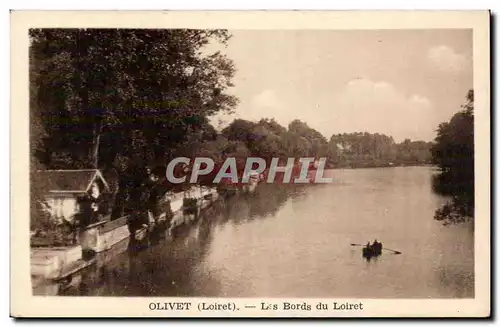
(362, 242, 383, 257)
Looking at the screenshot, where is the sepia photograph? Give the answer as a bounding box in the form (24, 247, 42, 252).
(10, 10, 490, 318)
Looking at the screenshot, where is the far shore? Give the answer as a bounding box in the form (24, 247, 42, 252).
(325, 164, 438, 171)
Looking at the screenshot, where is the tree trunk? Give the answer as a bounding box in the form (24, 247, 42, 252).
(91, 121, 102, 169)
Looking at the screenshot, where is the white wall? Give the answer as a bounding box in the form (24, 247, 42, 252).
(45, 196, 78, 224)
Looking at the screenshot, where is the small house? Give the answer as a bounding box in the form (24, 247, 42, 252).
(36, 169, 111, 225)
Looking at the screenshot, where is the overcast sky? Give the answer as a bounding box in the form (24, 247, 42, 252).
(209, 29, 472, 142)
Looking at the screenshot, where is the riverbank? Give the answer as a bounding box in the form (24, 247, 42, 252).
(30, 182, 261, 292)
(31, 181, 298, 296)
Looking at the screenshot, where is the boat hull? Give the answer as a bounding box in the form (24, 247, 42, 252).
(362, 246, 382, 258)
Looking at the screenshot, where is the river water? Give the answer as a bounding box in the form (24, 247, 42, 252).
(52, 167, 474, 298)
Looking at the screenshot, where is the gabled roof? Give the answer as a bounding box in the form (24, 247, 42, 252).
(36, 169, 110, 194)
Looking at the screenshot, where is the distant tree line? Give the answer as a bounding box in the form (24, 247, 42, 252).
(328, 133, 432, 168)
(204, 118, 433, 169)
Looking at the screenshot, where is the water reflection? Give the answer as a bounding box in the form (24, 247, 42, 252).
(40, 167, 474, 298)
(437, 265, 475, 298)
(431, 171, 474, 224)
(55, 184, 300, 296)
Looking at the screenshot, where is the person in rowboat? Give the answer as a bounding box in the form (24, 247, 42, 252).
(362, 242, 374, 259)
(372, 239, 382, 254)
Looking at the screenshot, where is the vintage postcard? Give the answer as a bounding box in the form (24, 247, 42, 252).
(10, 10, 490, 318)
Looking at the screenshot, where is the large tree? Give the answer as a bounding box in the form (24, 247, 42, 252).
(431, 89, 474, 222)
(29, 28, 238, 218)
(30, 28, 237, 170)
(288, 119, 328, 158)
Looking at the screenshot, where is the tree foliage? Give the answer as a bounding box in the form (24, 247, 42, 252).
(217, 118, 433, 169)
(30, 28, 237, 170)
(30, 28, 238, 219)
(328, 133, 432, 168)
(431, 90, 474, 222)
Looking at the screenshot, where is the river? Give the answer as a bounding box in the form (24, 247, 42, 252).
(54, 166, 474, 298)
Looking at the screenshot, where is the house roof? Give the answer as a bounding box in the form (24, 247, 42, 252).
(36, 169, 110, 194)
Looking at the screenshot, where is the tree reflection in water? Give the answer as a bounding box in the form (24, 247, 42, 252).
(437, 264, 474, 298)
(53, 184, 312, 296)
(432, 172, 474, 225)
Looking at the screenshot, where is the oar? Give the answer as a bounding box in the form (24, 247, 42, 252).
(350, 243, 402, 255)
(383, 248, 402, 255)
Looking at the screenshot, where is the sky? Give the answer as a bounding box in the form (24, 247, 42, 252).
(209, 29, 473, 142)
